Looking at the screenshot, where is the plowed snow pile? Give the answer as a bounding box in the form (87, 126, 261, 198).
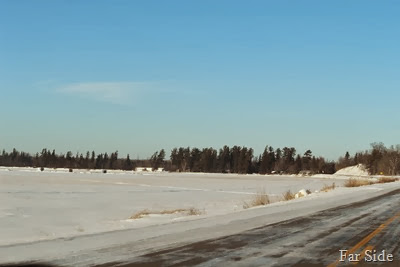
(334, 164, 369, 176)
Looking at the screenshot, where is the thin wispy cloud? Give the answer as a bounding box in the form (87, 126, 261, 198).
(57, 81, 160, 105)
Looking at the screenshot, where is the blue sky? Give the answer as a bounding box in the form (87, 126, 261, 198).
(1, 1, 399, 160)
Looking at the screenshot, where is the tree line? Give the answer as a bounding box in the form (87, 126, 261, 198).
(1, 143, 399, 175)
(0, 148, 139, 171)
(0, 146, 333, 174)
(169, 145, 335, 174)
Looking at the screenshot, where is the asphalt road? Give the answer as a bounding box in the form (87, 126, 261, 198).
(97, 189, 400, 267)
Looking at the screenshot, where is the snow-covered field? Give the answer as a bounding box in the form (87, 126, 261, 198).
(0, 168, 343, 246)
(1, 167, 400, 265)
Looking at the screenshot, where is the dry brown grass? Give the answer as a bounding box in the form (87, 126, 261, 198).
(159, 209, 187, 215)
(376, 177, 398, 183)
(321, 183, 336, 192)
(129, 209, 152, 219)
(342, 176, 398, 188)
(186, 207, 203, 216)
(282, 190, 295, 201)
(130, 208, 203, 219)
(243, 189, 270, 209)
(344, 178, 374, 187)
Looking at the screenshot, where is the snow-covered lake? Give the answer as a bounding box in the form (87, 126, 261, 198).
(0, 169, 346, 246)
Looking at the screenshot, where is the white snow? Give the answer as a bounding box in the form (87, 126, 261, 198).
(334, 164, 369, 176)
(0, 169, 343, 246)
(0, 167, 399, 265)
(294, 189, 309, 198)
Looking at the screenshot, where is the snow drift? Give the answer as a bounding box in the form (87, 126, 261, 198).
(334, 164, 369, 176)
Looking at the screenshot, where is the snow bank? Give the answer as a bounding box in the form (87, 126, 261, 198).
(334, 164, 369, 177)
(294, 189, 310, 199)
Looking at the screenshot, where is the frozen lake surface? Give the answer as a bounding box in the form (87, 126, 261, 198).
(0, 169, 345, 246)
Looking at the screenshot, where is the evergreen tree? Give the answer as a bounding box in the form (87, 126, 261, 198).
(302, 150, 312, 170)
(217, 145, 231, 173)
(95, 154, 103, 169)
(150, 149, 166, 170)
(157, 149, 166, 169)
(170, 148, 179, 171)
(103, 153, 109, 169)
(260, 146, 274, 174)
(90, 151, 96, 169)
(189, 147, 202, 172)
(230, 146, 241, 173)
(123, 154, 133, 170)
